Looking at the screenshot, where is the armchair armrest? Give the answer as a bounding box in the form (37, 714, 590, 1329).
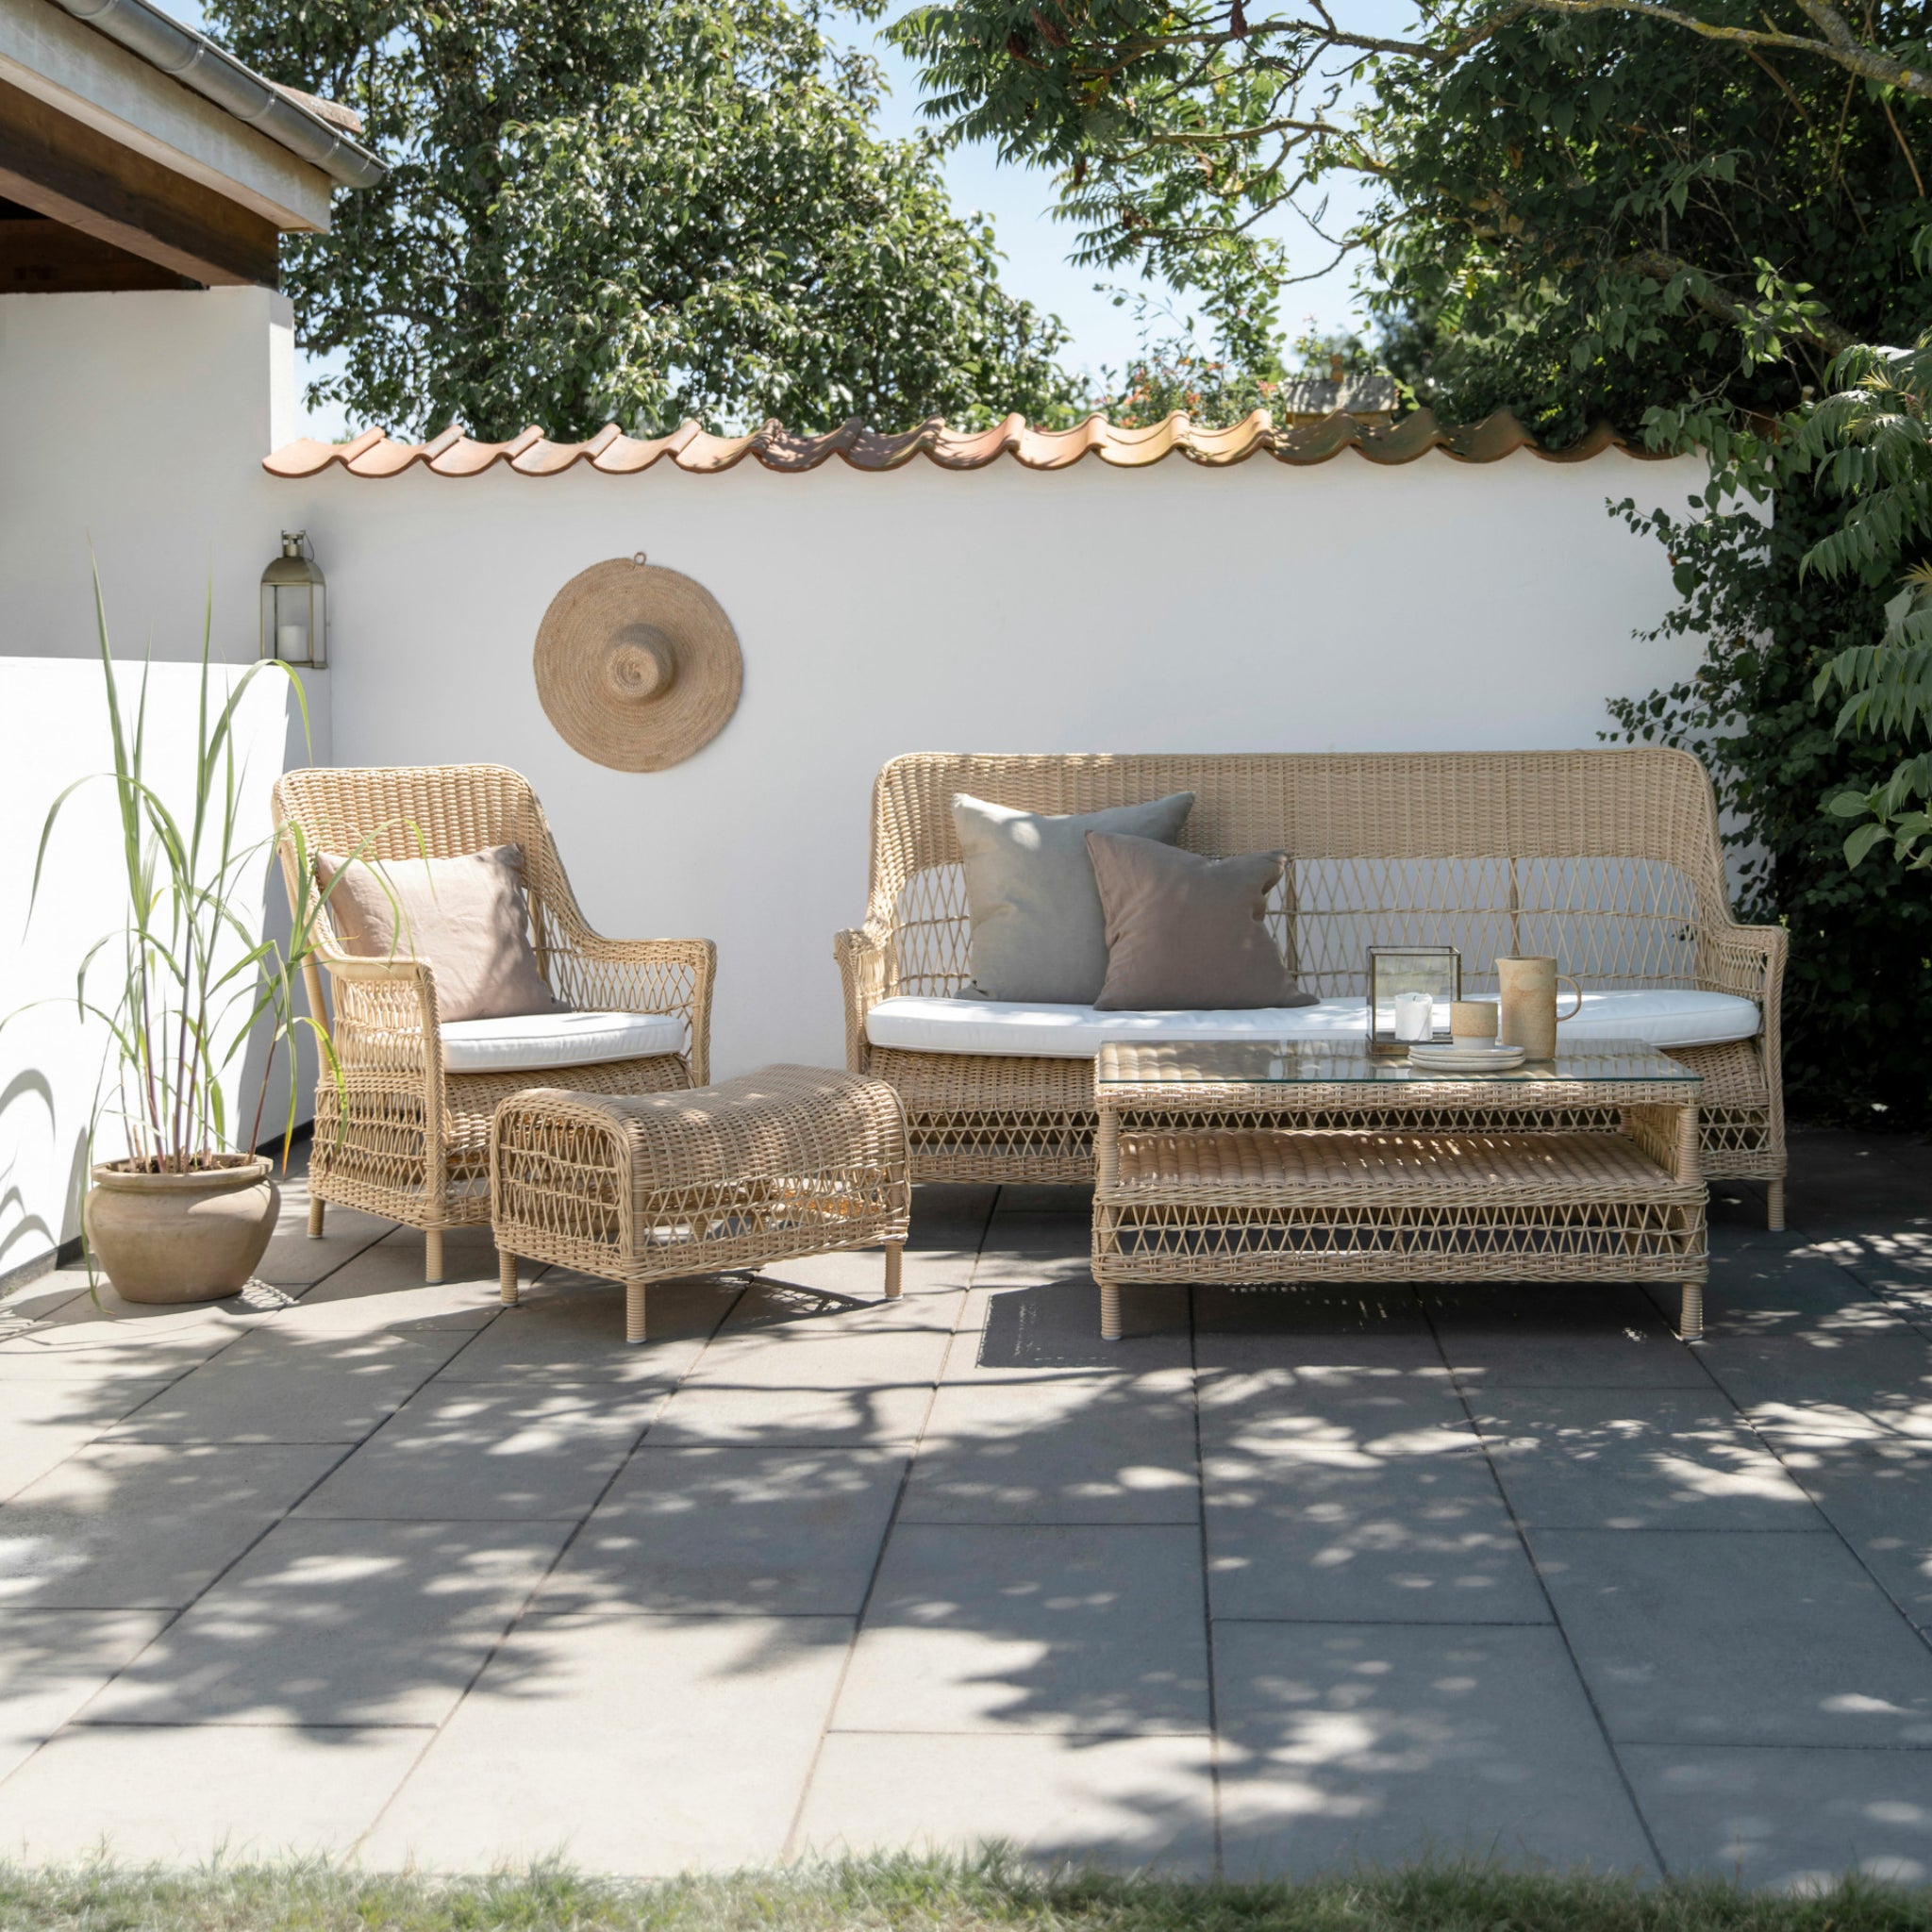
(834, 924, 893, 1074)
(314, 944, 443, 1080)
(547, 934, 716, 1086)
(1701, 922, 1788, 1002)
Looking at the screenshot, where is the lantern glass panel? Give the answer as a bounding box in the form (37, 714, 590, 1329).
(1367, 946, 1461, 1054)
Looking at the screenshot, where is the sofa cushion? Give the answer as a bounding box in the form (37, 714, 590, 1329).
(316, 844, 561, 1024)
(864, 989, 1761, 1059)
(953, 789, 1194, 1003)
(439, 1009, 686, 1074)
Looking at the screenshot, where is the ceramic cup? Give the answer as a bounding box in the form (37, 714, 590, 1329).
(1495, 956, 1583, 1059)
(1449, 1001, 1499, 1047)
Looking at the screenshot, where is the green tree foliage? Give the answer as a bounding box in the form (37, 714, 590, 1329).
(205, 0, 1084, 439)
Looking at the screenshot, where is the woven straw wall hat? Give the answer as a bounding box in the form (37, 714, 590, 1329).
(534, 555, 742, 772)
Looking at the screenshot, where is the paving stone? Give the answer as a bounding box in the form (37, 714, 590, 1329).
(1530, 1527, 1932, 1745)
(537, 1446, 905, 1614)
(720, 1275, 963, 1338)
(795, 1731, 1216, 1873)
(357, 1614, 850, 1874)
(1192, 1284, 1430, 1341)
(435, 1275, 732, 1384)
(0, 1442, 345, 1609)
(647, 1326, 946, 1448)
(1777, 1439, 1932, 1634)
(79, 1518, 571, 1725)
(903, 1372, 1198, 1525)
(1428, 1285, 1707, 1389)
(1699, 1333, 1932, 1446)
(0, 1610, 167, 1783)
(1660, 1229, 1898, 1339)
(296, 1382, 659, 1521)
(1469, 1389, 1822, 1530)
(1216, 1622, 1657, 1878)
(1205, 1448, 1547, 1624)
(0, 1374, 179, 1501)
(0, 1721, 425, 1863)
(1623, 1742, 1932, 1888)
(834, 1524, 1209, 1735)
(105, 1334, 453, 1444)
(1196, 1351, 1470, 1465)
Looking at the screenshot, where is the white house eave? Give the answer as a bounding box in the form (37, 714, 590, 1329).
(0, 0, 338, 232)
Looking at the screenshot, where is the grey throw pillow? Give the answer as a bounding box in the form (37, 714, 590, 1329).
(953, 790, 1195, 1003)
(1086, 830, 1316, 1011)
(314, 844, 564, 1024)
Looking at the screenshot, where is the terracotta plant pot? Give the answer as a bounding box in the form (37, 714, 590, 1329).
(83, 1155, 279, 1305)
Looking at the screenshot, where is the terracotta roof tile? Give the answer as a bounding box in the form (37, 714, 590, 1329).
(262, 409, 1666, 480)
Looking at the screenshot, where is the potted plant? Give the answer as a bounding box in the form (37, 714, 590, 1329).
(20, 574, 330, 1304)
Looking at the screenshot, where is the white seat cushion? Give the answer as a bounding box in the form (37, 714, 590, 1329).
(864, 990, 1760, 1059)
(439, 1009, 685, 1074)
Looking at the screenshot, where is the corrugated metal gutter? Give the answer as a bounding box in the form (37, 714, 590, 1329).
(47, 0, 386, 188)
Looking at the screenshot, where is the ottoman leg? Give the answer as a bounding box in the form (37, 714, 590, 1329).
(626, 1282, 648, 1346)
(425, 1227, 443, 1286)
(499, 1250, 519, 1307)
(884, 1243, 904, 1300)
(307, 1198, 325, 1239)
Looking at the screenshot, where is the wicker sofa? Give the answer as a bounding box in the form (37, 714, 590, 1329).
(835, 750, 1788, 1226)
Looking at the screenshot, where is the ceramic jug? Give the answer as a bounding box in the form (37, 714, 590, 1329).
(1495, 956, 1582, 1059)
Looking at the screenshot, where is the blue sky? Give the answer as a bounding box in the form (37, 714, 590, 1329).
(174, 1, 1386, 435)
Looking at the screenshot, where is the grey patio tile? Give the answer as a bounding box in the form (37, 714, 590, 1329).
(901, 1372, 1199, 1525)
(1622, 1742, 1932, 1888)
(536, 1446, 905, 1615)
(357, 1613, 850, 1874)
(1196, 1351, 1469, 1464)
(834, 1524, 1209, 1735)
(645, 1324, 947, 1448)
(296, 1382, 659, 1521)
(1193, 1284, 1430, 1338)
(1216, 1623, 1657, 1879)
(0, 1442, 344, 1609)
(0, 1375, 179, 1501)
(953, 1282, 1191, 1375)
(1205, 1448, 1547, 1624)
(1656, 1227, 1899, 1339)
(104, 1335, 454, 1444)
(1469, 1389, 1821, 1531)
(0, 1296, 248, 1375)
(1428, 1285, 1707, 1390)
(434, 1274, 733, 1384)
(0, 1272, 93, 1328)
(1529, 1527, 1932, 1745)
(256, 1189, 392, 1291)
(1698, 1332, 1932, 1446)
(795, 1731, 1216, 1874)
(0, 1722, 425, 1863)
(1777, 1439, 1932, 1634)
(78, 1518, 571, 1726)
(720, 1274, 964, 1338)
(0, 1610, 167, 1784)
(296, 1224, 506, 1307)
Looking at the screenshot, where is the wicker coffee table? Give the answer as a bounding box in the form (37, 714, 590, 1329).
(491, 1064, 909, 1343)
(1091, 1039, 1707, 1341)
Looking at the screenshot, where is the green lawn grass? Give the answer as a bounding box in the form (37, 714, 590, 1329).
(0, 1856, 1926, 1932)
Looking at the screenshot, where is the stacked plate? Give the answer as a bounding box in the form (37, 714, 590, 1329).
(1407, 1041, 1527, 1073)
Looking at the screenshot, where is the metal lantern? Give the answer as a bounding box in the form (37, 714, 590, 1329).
(260, 530, 326, 668)
(1367, 945, 1461, 1055)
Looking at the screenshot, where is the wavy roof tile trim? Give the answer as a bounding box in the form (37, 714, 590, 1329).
(263, 409, 1663, 481)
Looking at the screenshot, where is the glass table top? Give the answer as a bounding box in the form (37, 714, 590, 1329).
(1094, 1037, 1702, 1086)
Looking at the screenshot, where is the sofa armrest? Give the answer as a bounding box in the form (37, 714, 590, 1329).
(834, 924, 892, 1074)
(548, 935, 716, 1086)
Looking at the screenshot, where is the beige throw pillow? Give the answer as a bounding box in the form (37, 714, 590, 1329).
(952, 790, 1195, 1003)
(1086, 831, 1315, 1011)
(314, 844, 563, 1024)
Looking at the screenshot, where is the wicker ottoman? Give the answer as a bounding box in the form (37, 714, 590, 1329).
(490, 1064, 910, 1343)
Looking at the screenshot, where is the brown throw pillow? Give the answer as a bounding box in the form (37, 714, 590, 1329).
(314, 844, 563, 1024)
(1086, 831, 1316, 1011)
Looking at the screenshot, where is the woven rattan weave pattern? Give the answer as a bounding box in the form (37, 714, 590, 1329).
(273, 764, 716, 1282)
(490, 1065, 910, 1343)
(835, 750, 1786, 1223)
(1091, 1039, 1707, 1341)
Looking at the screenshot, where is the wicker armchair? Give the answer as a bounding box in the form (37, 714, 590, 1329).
(837, 749, 1788, 1226)
(274, 763, 714, 1281)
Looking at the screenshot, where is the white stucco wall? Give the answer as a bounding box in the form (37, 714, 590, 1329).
(0, 283, 1713, 1275)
